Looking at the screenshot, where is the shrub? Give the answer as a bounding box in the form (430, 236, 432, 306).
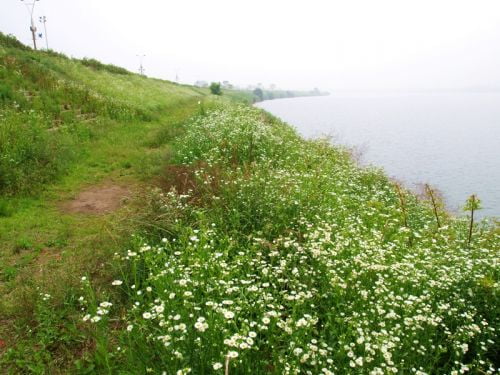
(209, 82, 222, 95)
(0, 110, 75, 194)
(253, 88, 263, 101)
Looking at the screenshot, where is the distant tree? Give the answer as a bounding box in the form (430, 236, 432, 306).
(209, 82, 222, 95)
(253, 88, 264, 101)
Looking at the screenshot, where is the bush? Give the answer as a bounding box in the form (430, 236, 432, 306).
(253, 88, 263, 101)
(0, 110, 76, 194)
(209, 82, 222, 95)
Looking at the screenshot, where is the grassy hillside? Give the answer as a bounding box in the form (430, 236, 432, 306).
(0, 33, 498, 374)
(0, 33, 208, 195)
(0, 32, 214, 372)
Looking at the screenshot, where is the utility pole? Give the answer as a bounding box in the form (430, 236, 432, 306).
(136, 54, 146, 76)
(39, 16, 48, 50)
(20, 0, 40, 50)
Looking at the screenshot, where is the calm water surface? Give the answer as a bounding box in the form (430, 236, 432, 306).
(256, 92, 500, 218)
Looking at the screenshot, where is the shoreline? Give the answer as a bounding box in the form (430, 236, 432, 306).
(256, 94, 499, 219)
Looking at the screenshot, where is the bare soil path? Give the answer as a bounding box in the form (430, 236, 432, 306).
(63, 183, 130, 215)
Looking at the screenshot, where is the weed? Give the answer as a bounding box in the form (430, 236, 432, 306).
(464, 194, 482, 246)
(0, 198, 14, 217)
(424, 183, 443, 228)
(13, 238, 33, 254)
(1, 265, 18, 282)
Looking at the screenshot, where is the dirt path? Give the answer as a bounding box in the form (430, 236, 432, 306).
(62, 183, 130, 214)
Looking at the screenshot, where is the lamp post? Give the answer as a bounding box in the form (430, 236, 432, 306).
(20, 0, 40, 50)
(39, 16, 48, 50)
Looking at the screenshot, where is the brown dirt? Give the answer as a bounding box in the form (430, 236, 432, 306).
(35, 248, 63, 273)
(63, 184, 130, 214)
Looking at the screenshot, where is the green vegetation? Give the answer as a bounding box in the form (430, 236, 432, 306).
(210, 82, 222, 96)
(75, 105, 498, 374)
(0, 33, 498, 374)
(253, 87, 264, 101)
(0, 33, 205, 195)
(0, 32, 208, 372)
(0, 33, 30, 51)
(80, 58, 131, 75)
(247, 87, 329, 102)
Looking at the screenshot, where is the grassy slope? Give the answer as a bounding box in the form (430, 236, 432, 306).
(0, 33, 228, 371)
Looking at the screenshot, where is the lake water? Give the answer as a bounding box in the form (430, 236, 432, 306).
(256, 92, 500, 218)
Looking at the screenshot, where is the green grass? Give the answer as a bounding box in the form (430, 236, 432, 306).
(0, 100, 210, 369)
(0, 32, 211, 196)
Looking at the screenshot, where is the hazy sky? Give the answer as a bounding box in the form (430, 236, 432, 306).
(2, 0, 500, 90)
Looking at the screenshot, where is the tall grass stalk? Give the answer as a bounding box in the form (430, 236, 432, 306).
(425, 183, 441, 228)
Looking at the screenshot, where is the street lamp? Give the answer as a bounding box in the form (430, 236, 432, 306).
(39, 15, 48, 50)
(20, 0, 40, 50)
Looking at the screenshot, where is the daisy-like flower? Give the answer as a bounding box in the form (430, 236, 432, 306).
(213, 363, 223, 370)
(194, 321, 209, 332)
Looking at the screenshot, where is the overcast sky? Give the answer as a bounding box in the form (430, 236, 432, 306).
(2, 0, 500, 90)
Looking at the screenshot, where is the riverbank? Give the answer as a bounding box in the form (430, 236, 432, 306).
(0, 33, 498, 373)
(257, 93, 500, 218)
(75, 104, 498, 374)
